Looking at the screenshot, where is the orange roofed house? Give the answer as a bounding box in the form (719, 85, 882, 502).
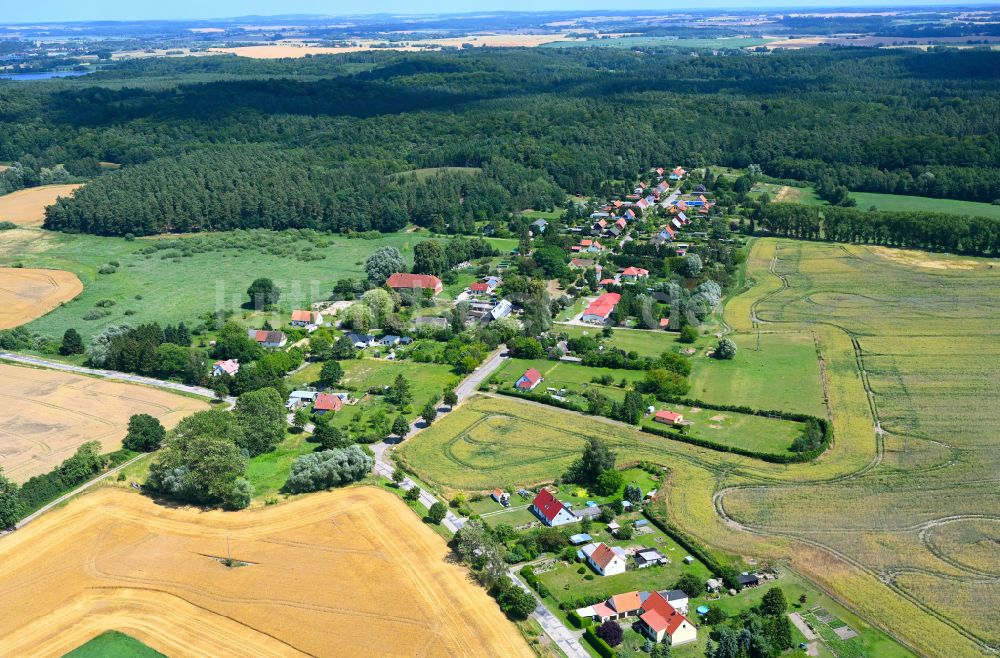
(290, 309, 324, 327)
(654, 410, 684, 426)
(386, 273, 443, 296)
(637, 591, 697, 646)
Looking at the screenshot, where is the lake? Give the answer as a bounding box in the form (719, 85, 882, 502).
(0, 71, 91, 81)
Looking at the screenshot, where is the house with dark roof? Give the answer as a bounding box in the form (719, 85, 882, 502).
(738, 573, 761, 588)
(530, 489, 578, 527)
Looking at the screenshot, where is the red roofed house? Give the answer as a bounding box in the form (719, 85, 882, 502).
(582, 293, 621, 324)
(655, 410, 684, 426)
(290, 309, 324, 327)
(386, 273, 443, 296)
(313, 393, 344, 415)
(531, 489, 578, 527)
(620, 267, 649, 283)
(248, 329, 287, 348)
(638, 591, 697, 646)
(212, 359, 240, 377)
(615, 217, 627, 231)
(515, 368, 543, 391)
(586, 542, 627, 576)
(659, 318, 670, 330)
(469, 281, 491, 296)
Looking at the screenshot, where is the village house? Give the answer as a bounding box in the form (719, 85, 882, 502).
(582, 292, 621, 324)
(386, 272, 443, 296)
(469, 281, 492, 297)
(515, 367, 543, 391)
(530, 489, 579, 527)
(313, 392, 344, 415)
(662, 589, 690, 615)
(290, 309, 324, 328)
(530, 218, 548, 234)
(286, 390, 318, 410)
(654, 410, 684, 426)
(211, 359, 240, 377)
(248, 329, 287, 348)
(583, 542, 628, 577)
(491, 489, 510, 506)
(620, 266, 649, 283)
(637, 591, 697, 646)
(634, 548, 669, 569)
(344, 333, 377, 349)
(490, 299, 513, 322)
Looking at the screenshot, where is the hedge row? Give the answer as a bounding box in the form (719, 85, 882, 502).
(641, 505, 741, 592)
(495, 388, 587, 413)
(583, 627, 617, 658)
(519, 565, 551, 598)
(567, 610, 593, 629)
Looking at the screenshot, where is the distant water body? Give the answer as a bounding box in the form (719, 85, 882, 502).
(0, 70, 91, 81)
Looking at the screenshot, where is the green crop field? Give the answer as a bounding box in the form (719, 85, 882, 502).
(849, 191, 1000, 219)
(63, 631, 165, 658)
(0, 227, 425, 343)
(687, 331, 827, 416)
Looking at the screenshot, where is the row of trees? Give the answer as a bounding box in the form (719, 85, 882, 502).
(755, 203, 1000, 255)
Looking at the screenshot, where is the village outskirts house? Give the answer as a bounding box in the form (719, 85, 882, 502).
(515, 367, 543, 391)
(582, 292, 621, 325)
(386, 272, 443, 296)
(248, 329, 287, 349)
(583, 542, 628, 576)
(313, 392, 344, 415)
(290, 309, 324, 329)
(530, 489, 579, 527)
(637, 591, 698, 646)
(211, 359, 240, 377)
(654, 410, 684, 426)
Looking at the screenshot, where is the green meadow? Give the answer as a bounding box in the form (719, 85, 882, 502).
(62, 631, 165, 658)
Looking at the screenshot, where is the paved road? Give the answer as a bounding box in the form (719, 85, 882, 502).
(0, 352, 220, 400)
(455, 346, 508, 401)
(508, 565, 590, 658)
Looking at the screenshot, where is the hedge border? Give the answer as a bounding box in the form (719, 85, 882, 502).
(583, 627, 617, 658)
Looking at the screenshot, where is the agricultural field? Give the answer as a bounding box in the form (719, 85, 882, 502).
(0, 487, 531, 658)
(751, 182, 824, 206)
(0, 228, 425, 343)
(687, 331, 827, 416)
(63, 631, 164, 658)
(0, 184, 83, 226)
(848, 191, 1000, 219)
(0, 267, 83, 329)
(541, 36, 775, 49)
(0, 363, 207, 483)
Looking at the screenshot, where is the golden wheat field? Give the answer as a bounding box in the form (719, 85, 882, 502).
(0, 267, 83, 329)
(0, 184, 83, 226)
(0, 487, 531, 658)
(0, 364, 207, 482)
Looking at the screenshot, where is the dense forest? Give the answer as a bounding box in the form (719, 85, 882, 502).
(0, 47, 996, 236)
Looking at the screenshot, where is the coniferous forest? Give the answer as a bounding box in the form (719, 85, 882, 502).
(0, 47, 996, 250)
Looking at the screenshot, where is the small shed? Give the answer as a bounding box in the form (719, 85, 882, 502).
(569, 533, 593, 546)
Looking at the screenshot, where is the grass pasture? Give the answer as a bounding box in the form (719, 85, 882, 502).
(0, 184, 83, 226)
(849, 191, 1000, 219)
(495, 357, 645, 403)
(0, 362, 207, 483)
(0, 228, 425, 343)
(556, 324, 682, 358)
(0, 487, 531, 657)
(63, 631, 165, 658)
(687, 331, 827, 417)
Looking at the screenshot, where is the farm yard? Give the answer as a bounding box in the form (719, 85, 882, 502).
(0, 487, 531, 658)
(0, 184, 83, 226)
(0, 267, 83, 329)
(0, 363, 207, 483)
(0, 228, 426, 343)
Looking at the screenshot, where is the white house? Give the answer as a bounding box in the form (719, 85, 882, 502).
(211, 359, 240, 377)
(638, 591, 697, 646)
(290, 309, 324, 328)
(583, 542, 627, 577)
(531, 489, 578, 527)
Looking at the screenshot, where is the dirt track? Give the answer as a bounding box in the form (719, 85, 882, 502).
(0, 184, 83, 226)
(0, 267, 83, 329)
(0, 487, 531, 657)
(0, 363, 207, 482)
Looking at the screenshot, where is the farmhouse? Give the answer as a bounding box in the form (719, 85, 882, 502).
(386, 273, 443, 296)
(654, 410, 684, 426)
(637, 591, 697, 646)
(248, 329, 287, 348)
(583, 542, 628, 577)
(313, 393, 344, 415)
(582, 293, 621, 324)
(530, 489, 578, 527)
(290, 310, 324, 328)
(211, 359, 240, 377)
(286, 390, 318, 410)
(515, 368, 543, 391)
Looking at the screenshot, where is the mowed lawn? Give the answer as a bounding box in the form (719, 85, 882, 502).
(340, 358, 458, 405)
(62, 631, 165, 658)
(0, 228, 424, 343)
(557, 324, 681, 358)
(688, 331, 827, 417)
(495, 358, 646, 402)
(245, 430, 320, 500)
(641, 406, 805, 457)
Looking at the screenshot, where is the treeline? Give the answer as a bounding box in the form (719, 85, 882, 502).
(43, 146, 561, 236)
(2, 47, 999, 228)
(755, 203, 1000, 255)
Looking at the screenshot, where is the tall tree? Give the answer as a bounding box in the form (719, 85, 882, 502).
(59, 328, 84, 356)
(0, 468, 22, 529)
(123, 413, 166, 452)
(247, 278, 280, 310)
(233, 387, 287, 456)
(365, 246, 404, 285)
(412, 240, 447, 276)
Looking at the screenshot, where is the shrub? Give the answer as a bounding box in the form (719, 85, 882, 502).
(0, 221, 18, 231)
(82, 309, 111, 321)
(678, 324, 699, 343)
(98, 264, 117, 274)
(284, 446, 373, 493)
(427, 501, 447, 524)
(715, 338, 737, 360)
(595, 620, 623, 647)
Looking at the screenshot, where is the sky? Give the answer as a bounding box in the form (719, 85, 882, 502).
(2, 0, 997, 24)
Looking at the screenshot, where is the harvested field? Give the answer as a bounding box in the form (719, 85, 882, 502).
(0, 184, 83, 226)
(0, 364, 207, 483)
(0, 268, 83, 329)
(211, 34, 575, 58)
(0, 487, 530, 658)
